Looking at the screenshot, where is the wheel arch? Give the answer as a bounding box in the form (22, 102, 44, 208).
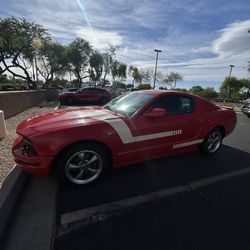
(213, 125, 225, 138)
(50, 140, 113, 174)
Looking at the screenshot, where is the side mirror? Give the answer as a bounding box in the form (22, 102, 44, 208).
(145, 108, 166, 118)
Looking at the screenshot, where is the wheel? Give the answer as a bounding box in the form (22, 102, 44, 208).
(65, 96, 75, 105)
(56, 143, 109, 185)
(247, 114, 250, 118)
(200, 128, 223, 155)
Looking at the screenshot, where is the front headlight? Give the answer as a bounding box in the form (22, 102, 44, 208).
(21, 139, 38, 156)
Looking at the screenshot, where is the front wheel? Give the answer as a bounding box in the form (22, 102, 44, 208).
(56, 143, 109, 185)
(200, 128, 223, 155)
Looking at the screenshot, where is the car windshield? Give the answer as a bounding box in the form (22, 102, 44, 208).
(104, 92, 154, 117)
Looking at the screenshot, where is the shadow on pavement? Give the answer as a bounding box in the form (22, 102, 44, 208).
(57, 145, 250, 216)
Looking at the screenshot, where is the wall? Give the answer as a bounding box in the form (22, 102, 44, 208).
(0, 90, 58, 119)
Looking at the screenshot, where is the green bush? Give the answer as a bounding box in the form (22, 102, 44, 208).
(0, 84, 27, 91)
(137, 84, 151, 90)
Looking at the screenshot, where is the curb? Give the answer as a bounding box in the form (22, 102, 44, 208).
(0, 166, 29, 239)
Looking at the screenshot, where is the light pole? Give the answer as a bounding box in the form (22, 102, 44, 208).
(153, 49, 162, 89)
(228, 64, 235, 79)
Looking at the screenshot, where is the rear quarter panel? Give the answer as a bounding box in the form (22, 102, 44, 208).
(195, 97, 237, 138)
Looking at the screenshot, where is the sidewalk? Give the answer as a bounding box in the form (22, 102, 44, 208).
(0, 175, 57, 250)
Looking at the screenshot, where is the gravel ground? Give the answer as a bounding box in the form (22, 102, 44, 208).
(0, 103, 58, 184)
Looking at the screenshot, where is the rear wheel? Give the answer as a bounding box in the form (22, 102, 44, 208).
(56, 143, 109, 185)
(200, 128, 223, 155)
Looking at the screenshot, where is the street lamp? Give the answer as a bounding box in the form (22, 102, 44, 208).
(228, 64, 235, 79)
(153, 49, 162, 89)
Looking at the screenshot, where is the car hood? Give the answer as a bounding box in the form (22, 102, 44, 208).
(16, 106, 119, 137)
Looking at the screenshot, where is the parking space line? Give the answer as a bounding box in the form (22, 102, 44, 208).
(190, 166, 250, 189)
(61, 167, 250, 226)
(61, 185, 185, 225)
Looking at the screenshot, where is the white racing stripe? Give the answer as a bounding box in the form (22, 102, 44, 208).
(79, 110, 203, 147)
(84, 110, 183, 144)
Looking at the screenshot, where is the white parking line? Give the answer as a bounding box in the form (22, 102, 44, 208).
(61, 167, 250, 225)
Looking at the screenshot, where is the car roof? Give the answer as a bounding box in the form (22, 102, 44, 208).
(137, 89, 193, 96)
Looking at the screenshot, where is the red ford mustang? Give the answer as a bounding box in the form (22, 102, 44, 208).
(12, 90, 237, 185)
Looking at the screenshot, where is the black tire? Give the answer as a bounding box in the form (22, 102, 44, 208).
(65, 96, 75, 105)
(247, 114, 250, 118)
(200, 128, 223, 155)
(56, 143, 109, 186)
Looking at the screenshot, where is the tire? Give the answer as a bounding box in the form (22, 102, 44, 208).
(247, 114, 250, 118)
(200, 128, 223, 155)
(65, 96, 75, 105)
(56, 143, 109, 186)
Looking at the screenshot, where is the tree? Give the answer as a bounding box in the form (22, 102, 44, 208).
(163, 72, 183, 89)
(0, 17, 49, 89)
(174, 88, 188, 92)
(129, 66, 152, 84)
(201, 87, 218, 98)
(67, 38, 92, 88)
(240, 78, 250, 98)
(189, 85, 204, 96)
(137, 84, 151, 90)
(37, 40, 68, 89)
(129, 66, 142, 84)
(117, 63, 127, 81)
(89, 51, 104, 86)
(220, 77, 243, 98)
(102, 45, 117, 84)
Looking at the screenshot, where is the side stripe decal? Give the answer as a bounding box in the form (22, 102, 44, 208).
(173, 139, 204, 149)
(82, 110, 183, 144)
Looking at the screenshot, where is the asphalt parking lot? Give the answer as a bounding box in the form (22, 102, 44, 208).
(54, 113, 250, 250)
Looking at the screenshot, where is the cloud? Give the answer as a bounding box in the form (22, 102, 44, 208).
(212, 20, 250, 58)
(76, 27, 124, 50)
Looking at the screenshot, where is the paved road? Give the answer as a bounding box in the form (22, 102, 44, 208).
(54, 113, 250, 250)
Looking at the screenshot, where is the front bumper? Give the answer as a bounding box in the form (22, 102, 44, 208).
(13, 149, 53, 176)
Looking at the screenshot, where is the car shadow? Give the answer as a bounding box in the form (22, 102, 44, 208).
(57, 145, 250, 216)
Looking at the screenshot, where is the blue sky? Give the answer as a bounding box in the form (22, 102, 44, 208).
(1, 0, 250, 89)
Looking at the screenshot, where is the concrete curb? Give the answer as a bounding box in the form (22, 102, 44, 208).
(0, 167, 29, 239)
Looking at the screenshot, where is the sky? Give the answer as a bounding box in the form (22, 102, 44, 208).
(1, 0, 250, 89)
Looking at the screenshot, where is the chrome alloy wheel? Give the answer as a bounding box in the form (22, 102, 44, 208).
(207, 131, 222, 153)
(65, 150, 103, 185)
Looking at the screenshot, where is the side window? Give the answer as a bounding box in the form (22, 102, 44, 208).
(79, 88, 89, 93)
(152, 95, 195, 115)
(180, 96, 195, 113)
(88, 88, 101, 94)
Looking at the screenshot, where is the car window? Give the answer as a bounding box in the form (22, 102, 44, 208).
(104, 92, 154, 116)
(78, 88, 89, 93)
(152, 95, 195, 115)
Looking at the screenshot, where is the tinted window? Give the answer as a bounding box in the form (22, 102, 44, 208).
(152, 95, 195, 115)
(104, 92, 154, 116)
(88, 88, 106, 93)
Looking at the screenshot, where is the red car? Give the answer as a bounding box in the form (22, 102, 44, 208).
(12, 90, 237, 185)
(60, 87, 111, 105)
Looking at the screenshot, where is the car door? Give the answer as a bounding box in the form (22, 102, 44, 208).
(134, 94, 202, 158)
(75, 88, 90, 102)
